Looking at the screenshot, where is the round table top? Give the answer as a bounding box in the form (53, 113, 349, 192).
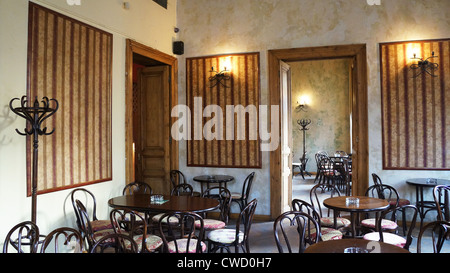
(304, 239, 410, 253)
(193, 175, 234, 183)
(406, 178, 450, 187)
(323, 196, 389, 213)
(108, 194, 219, 213)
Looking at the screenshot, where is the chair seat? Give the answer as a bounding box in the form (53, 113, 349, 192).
(310, 227, 343, 241)
(91, 220, 113, 232)
(167, 239, 206, 253)
(152, 213, 179, 224)
(92, 229, 115, 241)
(361, 218, 398, 230)
(195, 219, 226, 230)
(207, 228, 244, 244)
(132, 234, 163, 252)
(389, 198, 410, 207)
(363, 232, 406, 248)
(231, 192, 242, 199)
(320, 217, 351, 228)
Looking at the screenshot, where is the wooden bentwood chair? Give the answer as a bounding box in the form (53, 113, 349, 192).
(196, 186, 232, 231)
(273, 211, 321, 253)
(207, 199, 257, 253)
(70, 188, 113, 235)
(74, 199, 115, 252)
(309, 183, 351, 233)
(363, 204, 418, 251)
(231, 172, 255, 212)
(3, 221, 40, 253)
(433, 185, 450, 222)
(90, 233, 139, 253)
(170, 170, 201, 196)
(110, 208, 163, 253)
(292, 199, 342, 241)
(361, 184, 400, 232)
(417, 220, 450, 253)
(122, 181, 153, 195)
(158, 211, 206, 253)
(40, 227, 83, 253)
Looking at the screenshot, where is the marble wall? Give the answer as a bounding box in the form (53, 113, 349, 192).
(177, 0, 450, 218)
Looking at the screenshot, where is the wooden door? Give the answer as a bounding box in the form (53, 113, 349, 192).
(135, 66, 171, 194)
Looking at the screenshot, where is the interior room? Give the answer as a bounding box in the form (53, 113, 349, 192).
(0, 0, 449, 256)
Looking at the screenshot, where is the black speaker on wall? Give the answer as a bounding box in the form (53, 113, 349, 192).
(173, 41, 184, 55)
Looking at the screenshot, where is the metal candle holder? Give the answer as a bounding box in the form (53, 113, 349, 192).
(9, 95, 59, 223)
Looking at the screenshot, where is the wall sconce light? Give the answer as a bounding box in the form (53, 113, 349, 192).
(296, 101, 307, 112)
(296, 95, 309, 112)
(410, 51, 439, 78)
(209, 57, 231, 88)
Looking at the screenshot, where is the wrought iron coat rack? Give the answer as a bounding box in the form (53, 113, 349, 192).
(297, 118, 312, 177)
(9, 95, 59, 223)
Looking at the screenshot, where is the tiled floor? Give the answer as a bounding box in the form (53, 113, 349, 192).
(242, 176, 450, 253)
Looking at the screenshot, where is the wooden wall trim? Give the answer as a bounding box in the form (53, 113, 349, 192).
(125, 39, 178, 183)
(268, 44, 369, 219)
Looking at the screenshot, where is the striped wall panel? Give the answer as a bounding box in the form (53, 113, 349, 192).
(26, 3, 113, 195)
(186, 53, 261, 168)
(380, 39, 450, 170)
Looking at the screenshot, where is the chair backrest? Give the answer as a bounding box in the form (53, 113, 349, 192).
(158, 211, 205, 253)
(309, 183, 341, 218)
(74, 199, 97, 250)
(365, 184, 399, 206)
(376, 204, 418, 250)
(433, 185, 450, 221)
(202, 186, 232, 224)
(40, 227, 83, 253)
(371, 173, 383, 186)
(70, 188, 98, 231)
(170, 170, 187, 188)
(241, 172, 255, 200)
(122, 181, 153, 195)
(291, 199, 321, 222)
(318, 156, 334, 173)
(3, 221, 40, 253)
(90, 233, 139, 253)
(417, 220, 450, 253)
(171, 183, 194, 196)
(273, 211, 321, 253)
(110, 209, 148, 252)
(235, 199, 258, 252)
(315, 151, 328, 164)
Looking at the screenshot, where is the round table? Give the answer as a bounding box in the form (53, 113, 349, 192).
(304, 238, 410, 253)
(108, 194, 219, 214)
(406, 178, 450, 228)
(193, 175, 234, 195)
(323, 196, 390, 237)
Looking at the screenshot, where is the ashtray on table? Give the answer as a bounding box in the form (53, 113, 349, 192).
(345, 197, 359, 206)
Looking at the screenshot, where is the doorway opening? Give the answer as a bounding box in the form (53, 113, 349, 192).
(268, 44, 368, 219)
(289, 57, 354, 202)
(125, 40, 179, 194)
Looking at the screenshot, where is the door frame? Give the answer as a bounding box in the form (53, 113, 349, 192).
(125, 39, 179, 183)
(280, 61, 292, 213)
(268, 44, 369, 219)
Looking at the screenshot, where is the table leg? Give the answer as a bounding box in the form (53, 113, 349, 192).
(418, 185, 425, 229)
(200, 183, 204, 195)
(351, 212, 357, 238)
(333, 210, 338, 230)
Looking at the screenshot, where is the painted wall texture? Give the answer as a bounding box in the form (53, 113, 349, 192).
(0, 0, 177, 244)
(177, 0, 450, 218)
(290, 59, 351, 173)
